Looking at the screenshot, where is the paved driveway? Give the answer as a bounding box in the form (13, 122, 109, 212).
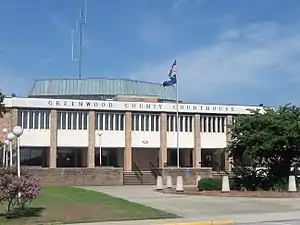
(80, 186, 300, 224)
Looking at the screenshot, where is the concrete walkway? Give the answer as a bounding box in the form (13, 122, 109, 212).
(74, 186, 300, 225)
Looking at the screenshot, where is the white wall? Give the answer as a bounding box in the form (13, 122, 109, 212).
(132, 131, 160, 148)
(57, 130, 88, 147)
(95, 131, 125, 148)
(167, 132, 194, 148)
(20, 130, 50, 147)
(201, 133, 227, 149)
(19, 130, 227, 149)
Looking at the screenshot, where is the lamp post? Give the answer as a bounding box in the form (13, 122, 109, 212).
(4, 140, 10, 166)
(13, 126, 23, 178)
(97, 131, 103, 167)
(6, 132, 15, 167)
(2, 128, 8, 167)
(13, 126, 23, 201)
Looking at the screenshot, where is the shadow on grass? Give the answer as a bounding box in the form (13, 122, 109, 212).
(0, 207, 45, 219)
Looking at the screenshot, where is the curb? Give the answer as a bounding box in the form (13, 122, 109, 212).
(163, 220, 235, 225)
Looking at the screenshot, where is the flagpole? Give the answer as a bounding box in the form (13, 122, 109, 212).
(176, 66, 180, 168)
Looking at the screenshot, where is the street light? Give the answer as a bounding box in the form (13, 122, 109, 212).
(97, 131, 103, 167)
(2, 128, 8, 167)
(13, 126, 23, 201)
(13, 126, 23, 177)
(4, 140, 10, 167)
(6, 132, 15, 167)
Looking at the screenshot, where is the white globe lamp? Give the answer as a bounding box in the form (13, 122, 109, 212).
(13, 126, 23, 137)
(4, 140, 10, 145)
(2, 128, 8, 134)
(6, 132, 15, 141)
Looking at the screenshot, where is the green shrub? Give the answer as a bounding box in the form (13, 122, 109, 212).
(197, 177, 222, 191)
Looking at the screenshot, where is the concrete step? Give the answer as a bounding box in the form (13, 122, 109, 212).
(123, 171, 156, 185)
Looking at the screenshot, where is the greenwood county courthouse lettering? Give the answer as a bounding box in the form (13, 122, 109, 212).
(0, 78, 263, 186)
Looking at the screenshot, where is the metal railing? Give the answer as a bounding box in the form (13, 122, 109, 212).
(149, 161, 161, 177)
(213, 161, 229, 176)
(133, 162, 143, 183)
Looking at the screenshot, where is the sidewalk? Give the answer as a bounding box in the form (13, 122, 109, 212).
(70, 186, 300, 225)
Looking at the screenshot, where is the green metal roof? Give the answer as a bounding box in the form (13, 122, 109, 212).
(28, 78, 176, 100)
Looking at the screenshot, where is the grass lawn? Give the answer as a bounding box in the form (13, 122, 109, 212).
(0, 187, 178, 225)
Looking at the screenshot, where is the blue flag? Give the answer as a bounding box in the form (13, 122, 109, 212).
(163, 60, 177, 87)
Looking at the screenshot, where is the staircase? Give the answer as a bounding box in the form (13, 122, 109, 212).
(123, 171, 156, 185)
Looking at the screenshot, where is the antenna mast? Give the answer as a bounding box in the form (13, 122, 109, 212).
(72, 0, 86, 79)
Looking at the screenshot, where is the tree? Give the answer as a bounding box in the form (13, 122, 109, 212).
(227, 104, 300, 189)
(0, 167, 42, 218)
(0, 91, 6, 117)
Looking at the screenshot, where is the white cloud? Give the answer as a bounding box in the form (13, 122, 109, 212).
(127, 21, 300, 104)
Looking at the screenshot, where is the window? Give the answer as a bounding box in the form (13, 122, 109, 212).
(95, 112, 125, 131)
(132, 113, 159, 131)
(57, 111, 89, 130)
(18, 109, 50, 130)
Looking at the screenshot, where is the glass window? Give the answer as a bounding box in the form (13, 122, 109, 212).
(28, 111, 34, 129)
(99, 113, 103, 130)
(200, 116, 202, 132)
(131, 114, 135, 131)
(141, 114, 145, 131)
(20, 147, 43, 166)
(221, 117, 225, 133)
(155, 115, 159, 131)
(77, 112, 82, 130)
(179, 116, 183, 132)
(104, 113, 109, 130)
(145, 115, 150, 131)
(57, 112, 61, 129)
(67, 112, 72, 130)
(151, 115, 155, 131)
(83, 112, 88, 130)
(212, 117, 216, 133)
(109, 114, 113, 130)
(184, 116, 188, 132)
(170, 115, 174, 131)
(45, 111, 50, 129)
(33, 111, 39, 129)
(135, 114, 139, 131)
(203, 117, 207, 132)
(208, 117, 211, 132)
(120, 114, 124, 130)
(73, 112, 78, 130)
(17, 111, 22, 127)
(23, 111, 28, 129)
(61, 112, 67, 130)
(189, 116, 193, 132)
(115, 114, 120, 131)
(40, 112, 45, 129)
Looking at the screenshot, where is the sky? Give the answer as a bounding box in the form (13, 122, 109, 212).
(1, 0, 300, 106)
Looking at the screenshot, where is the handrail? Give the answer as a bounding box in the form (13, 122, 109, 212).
(149, 161, 161, 177)
(213, 161, 229, 176)
(133, 162, 143, 183)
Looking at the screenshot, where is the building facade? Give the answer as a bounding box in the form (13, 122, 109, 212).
(0, 78, 263, 185)
(1, 97, 263, 171)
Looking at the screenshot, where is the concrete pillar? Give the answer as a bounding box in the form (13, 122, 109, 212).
(225, 115, 233, 171)
(49, 109, 57, 168)
(193, 114, 201, 168)
(159, 113, 167, 168)
(124, 112, 132, 171)
(87, 110, 95, 168)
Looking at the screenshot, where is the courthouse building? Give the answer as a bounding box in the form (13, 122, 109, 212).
(0, 78, 262, 185)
